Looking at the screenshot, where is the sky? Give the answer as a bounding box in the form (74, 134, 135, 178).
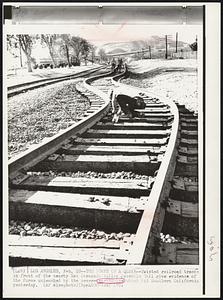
(7, 23, 201, 45)
(51, 24, 201, 46)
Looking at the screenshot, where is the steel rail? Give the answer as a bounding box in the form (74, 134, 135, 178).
(128, 97, 179, 264)
(8, 66, 180, 265)
(7, 66, 105, 97)
(8, 68, 116, 179)
(112, 81, 180, 264)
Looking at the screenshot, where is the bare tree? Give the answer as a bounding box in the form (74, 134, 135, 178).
(82, 41, 93, 65)
(7, 35, 18, 57)
(58, 34, 71, 67)
(98, 48, 108, 63)
(40, 34, 58, 67)
(89, 45, 96, 64)
(7, 35, 32, 69)
(7, 35, 21, 73)
(17, 34, 35, 72)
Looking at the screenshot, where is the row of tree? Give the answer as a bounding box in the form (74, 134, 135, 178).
(7, 34, 97, 72)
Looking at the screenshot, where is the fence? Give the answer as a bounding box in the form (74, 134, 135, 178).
(128, 49, 197, 61)
(171, 50, 197, 59)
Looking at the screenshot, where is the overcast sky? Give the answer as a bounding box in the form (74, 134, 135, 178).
(60, 24, 201, 46)
(7, 23, 201, 46)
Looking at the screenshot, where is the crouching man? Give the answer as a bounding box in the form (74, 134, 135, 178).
(109, 88, 146, 123)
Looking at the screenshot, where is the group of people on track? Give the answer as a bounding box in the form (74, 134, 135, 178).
(110, 57, 124, 73)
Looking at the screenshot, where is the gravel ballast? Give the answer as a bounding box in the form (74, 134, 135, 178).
(8, 80, 90, 159)
(26, 170, 155, 181)
(9, 220, 197, 244)
(9, 220, 134, 241)
(159, 232, 198, 244)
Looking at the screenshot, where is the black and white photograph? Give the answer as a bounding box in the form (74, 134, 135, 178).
(2, 2, 220, 298)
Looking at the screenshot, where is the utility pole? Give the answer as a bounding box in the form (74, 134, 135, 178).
(149, 46, 151, 59)
(176, 32, 178, 53)
(195, 35, 198, 59)
(165, 35, 168, 59)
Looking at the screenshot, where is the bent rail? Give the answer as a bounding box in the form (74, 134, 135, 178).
(8, 69, 117, 179)
(128, 98, 179, 264)
(8, 66, 179, 265)
(113, 81, 179, 264)
(7, 66, 104, 97)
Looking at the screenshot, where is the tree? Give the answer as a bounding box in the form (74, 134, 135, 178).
(57, 34, 71, 67)
(7, 35, 23, 67)
(7, 35, 18, 56)
(82, 41, 93, 65)
(7, 34, 36, 72)
(89, 45, 96, 64)
(189, 42, 197, 52)
(40, 34, 58, 67)
(98, 48, 108, 63)
(17, 34, 35, 72)
(69, 36, 91, 65)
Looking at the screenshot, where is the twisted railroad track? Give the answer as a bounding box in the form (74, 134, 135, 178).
(7, 66, 105, 97)
(8, 66, 199, 266)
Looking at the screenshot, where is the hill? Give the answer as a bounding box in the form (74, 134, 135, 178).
(98, 36, 190, 55)
(107, 48, 127, 55)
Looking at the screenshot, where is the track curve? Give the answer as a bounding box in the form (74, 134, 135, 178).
(8, 66, 182, 266)
(7, 66, 105, 97)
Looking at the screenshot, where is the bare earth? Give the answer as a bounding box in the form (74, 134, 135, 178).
(123, 59, 198, 113)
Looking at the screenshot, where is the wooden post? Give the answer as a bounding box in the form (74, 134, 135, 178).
(19, 43, 23, 67)
(176, 32, 178, 53)
(165, 35, 168, 59)
(195, 35, 198, 59)
(149, 46, 151, 59)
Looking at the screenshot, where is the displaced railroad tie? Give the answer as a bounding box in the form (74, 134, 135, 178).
(8, 66, 198, 266)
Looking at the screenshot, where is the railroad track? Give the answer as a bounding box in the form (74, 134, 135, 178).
(8, 66, 198, 266)
(7, 66, 105, 97)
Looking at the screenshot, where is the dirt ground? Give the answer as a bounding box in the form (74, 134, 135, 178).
(123, 59, 198, 113)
